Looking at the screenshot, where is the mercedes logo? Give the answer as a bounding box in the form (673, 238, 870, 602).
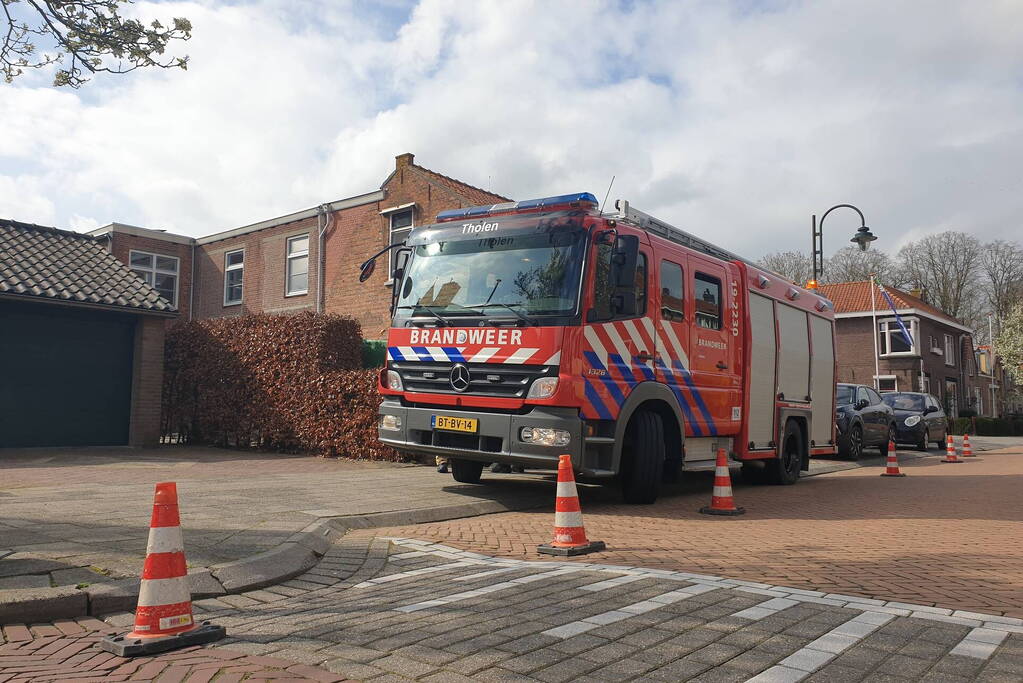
(449, 363, 471, 392)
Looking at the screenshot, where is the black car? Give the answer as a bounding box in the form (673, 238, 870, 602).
(835, 383, 896, 459)
(881, 392, 948, 451)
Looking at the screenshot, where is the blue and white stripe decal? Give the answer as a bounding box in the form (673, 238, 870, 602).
(674, 361, 718, 436)
(583, 379, 613, 420)
(655, 359, 703, 437)
(583, 351, 627, 407)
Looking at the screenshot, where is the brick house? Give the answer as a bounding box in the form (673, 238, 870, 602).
(974, 346, 1020, 418)
(820, 281, 981, 417)
(89, 153, 509, 338)
(0, 219, 176, 447)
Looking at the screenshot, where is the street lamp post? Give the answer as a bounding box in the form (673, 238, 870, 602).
(810, 204, 877, 285)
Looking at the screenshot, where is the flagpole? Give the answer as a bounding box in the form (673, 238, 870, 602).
(870, 274, 880, 391)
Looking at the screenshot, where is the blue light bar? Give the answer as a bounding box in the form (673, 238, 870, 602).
(436, 192, 599, 222)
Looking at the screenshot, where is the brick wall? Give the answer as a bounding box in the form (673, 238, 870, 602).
(109, 233, 194, 322)
(193, 215, 320, 320)
(835, 315, 979, 413)
(128, 316, 166, 447)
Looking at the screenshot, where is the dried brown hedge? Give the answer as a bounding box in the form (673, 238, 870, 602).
(162, 312, 401, 460)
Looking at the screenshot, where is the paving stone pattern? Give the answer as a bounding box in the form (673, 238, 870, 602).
(76, 537, 1023, 682)
(0, 617, 351, 681)
(356, 449, 1023, 618)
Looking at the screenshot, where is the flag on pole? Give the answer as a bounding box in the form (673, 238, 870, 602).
(877, 282, 914, 347)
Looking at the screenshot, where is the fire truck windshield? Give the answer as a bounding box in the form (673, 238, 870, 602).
(395, 229, 585, 323)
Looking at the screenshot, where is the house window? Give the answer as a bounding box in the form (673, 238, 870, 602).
(224, 249, 244, 305)
(286, 235, 309, 296)
(694, 272, 721, 330)
(922, 373, 931, 394)
(388, 208, 414, 274)
(878, 319, 917, 356)
(129, 250, 179, 307)
(659, 260, 684, 322)
(876, 375, 897, 392)
(944, 334, 955, 366)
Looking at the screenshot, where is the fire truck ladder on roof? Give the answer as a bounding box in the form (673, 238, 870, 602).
(611, 199, 757, 268)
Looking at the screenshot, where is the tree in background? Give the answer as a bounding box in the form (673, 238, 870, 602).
(995, 302, 1023, 384)
(981, 240, 1023, 333)
(755, 249, 813, 285)
(896, 231, 982, 319)
(1, 0, 191, 87)
(826, 246, 901, 286)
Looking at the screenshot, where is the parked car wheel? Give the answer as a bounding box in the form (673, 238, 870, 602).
(847, 424, 864, 460)
(916, 427, 929, 451)
(621, 411, 664, 505)
(880, 424, 896, 457)
(450, 458, 484, 484)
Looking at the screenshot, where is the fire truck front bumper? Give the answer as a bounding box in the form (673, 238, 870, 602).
(377, 399, 591, 473)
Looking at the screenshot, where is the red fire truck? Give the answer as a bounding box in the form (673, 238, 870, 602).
(363, 193, 837, 503)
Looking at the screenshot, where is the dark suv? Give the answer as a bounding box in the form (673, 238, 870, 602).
(836, 383, 896, 459)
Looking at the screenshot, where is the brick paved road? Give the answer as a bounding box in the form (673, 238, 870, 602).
(100, 538, 1023, 681)
(356, 448, 1023, 618)
(0, 617, 349, 681)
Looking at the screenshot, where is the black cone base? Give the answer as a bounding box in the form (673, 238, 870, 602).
(537, 540, 606, 556)
(100, 622, 226, 657)
(700, 506, 746, 516)
(941, 459, 964, 463)
(880, 472, 906, 477)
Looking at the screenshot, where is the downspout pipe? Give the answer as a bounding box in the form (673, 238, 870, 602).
(316, 204, 333, 314)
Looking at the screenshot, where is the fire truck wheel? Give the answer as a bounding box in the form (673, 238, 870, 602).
(450, 458, 484, 484)
(769, 420, 802, 485)
(621, 411, 664, 504)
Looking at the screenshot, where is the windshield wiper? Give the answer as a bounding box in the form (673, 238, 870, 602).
(462, 302, 538, 326)
(395, 304, 454, 327)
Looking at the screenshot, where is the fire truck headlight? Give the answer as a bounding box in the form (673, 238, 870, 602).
(520, 427, 570, 447)
(386, 370, 403, 391)
(527, 377, 558, 399)
(379, 415, 402, 431)
(904, 415, 921, 427)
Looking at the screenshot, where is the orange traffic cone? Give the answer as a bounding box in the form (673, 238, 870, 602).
(880, 440, 906, 477)
(942, 434, 962, 463)
(700, 449, 746, 516)
(101, 483, 225, 657)
(962, 433, 974, 457)
(538, 455, 606, 556)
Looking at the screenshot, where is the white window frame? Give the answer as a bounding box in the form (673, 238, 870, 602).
(285, 234, 309, 297)
(129, 250, 179, 307)
(875, 375, 898, 392)
(386, 207, 414, 277)
(878, 318, 918, 357)
(224, 249, 244, 306)
(944, 334, 956, 366)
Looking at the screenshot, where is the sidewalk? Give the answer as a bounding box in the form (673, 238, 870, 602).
(0, 446, 550, 620)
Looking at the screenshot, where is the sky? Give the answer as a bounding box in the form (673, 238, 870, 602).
(1, 0, 1021, 260)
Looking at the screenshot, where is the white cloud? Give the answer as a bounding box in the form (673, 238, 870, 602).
(1, 0, 1021, 262)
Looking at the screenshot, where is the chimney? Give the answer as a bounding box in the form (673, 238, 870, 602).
(395, 153, 414, 170)
(910, 286, 926, 302)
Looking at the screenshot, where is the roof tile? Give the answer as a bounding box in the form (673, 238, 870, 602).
(0, 218, 175, 314)
(411, 164, 511, 206)
(819, 280, 964, 326)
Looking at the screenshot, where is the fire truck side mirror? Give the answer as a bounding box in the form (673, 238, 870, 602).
(612, 291, 638, 317)
(359, 259, 376, 282)
(611, 235, 639, 288)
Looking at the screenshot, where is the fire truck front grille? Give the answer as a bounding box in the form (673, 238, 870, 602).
(392, 361, 555, 398)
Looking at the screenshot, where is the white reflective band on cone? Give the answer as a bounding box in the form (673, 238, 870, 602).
(146, 526, 185, 554)
(553, 511, 583, 528)
(136, 577, 191, 607)
(712, 486, 732, 497)
(715, 467, 729, 476)
(556, 482, 578, 498)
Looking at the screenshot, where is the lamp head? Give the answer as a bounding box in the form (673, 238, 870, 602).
(851, 225, 877, 252)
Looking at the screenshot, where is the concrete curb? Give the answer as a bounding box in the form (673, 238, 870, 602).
(0, 495, 546, 624)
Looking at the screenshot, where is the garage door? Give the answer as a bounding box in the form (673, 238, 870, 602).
(0, 301, 135, 447)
